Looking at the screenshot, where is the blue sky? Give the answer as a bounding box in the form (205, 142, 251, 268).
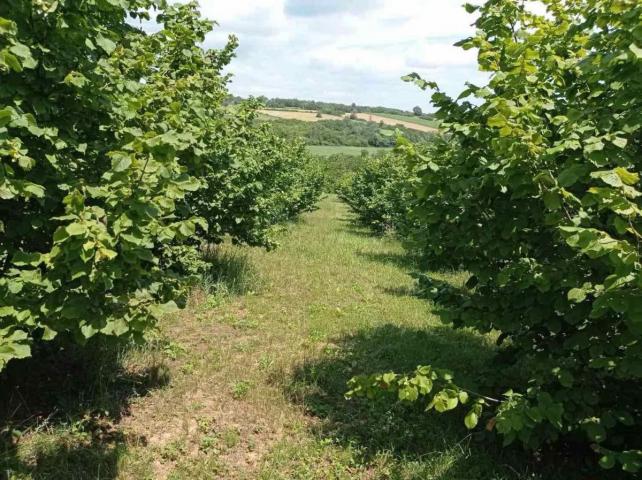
(178, 1, 493, 111)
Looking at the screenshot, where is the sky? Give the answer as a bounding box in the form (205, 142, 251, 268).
(168, 1, 493, 112)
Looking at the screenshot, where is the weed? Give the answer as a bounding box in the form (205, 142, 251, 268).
(162, 341, 188, 360)
(180, 361, 196, 375)
(196, 417, 214, 434)
(231, 317, 259, 330)
(231, 381, 251, 400)
(258, 354, 274, 371)
(221, 428, 240, 449)
(160, 440, 187, 462)
(199, 435, 219, 453)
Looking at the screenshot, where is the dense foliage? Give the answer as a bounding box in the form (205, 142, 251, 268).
(191, 100, 323, 249)
(0, 1, 321, 371)
(348, 0, 642, 474)
(266, 118, 433, 148)
(339, 147, 418, 235)
(315, 152, 370, 192)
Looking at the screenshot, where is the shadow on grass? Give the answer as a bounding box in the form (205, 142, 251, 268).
(379, 285, 418, 298)
(0, 337, 165, 479)
(357, 251, 419, 270)
(200, 244, 262, 296)
(2, 432, 129, 480)
(336, 216, 382, 239)
(285, 324, 587, 480)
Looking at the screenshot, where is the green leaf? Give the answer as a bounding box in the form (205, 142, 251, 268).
(66, 222, 87, 236)
(110, 152, 132, 172)
(611, 137, 627, 149)
(21, 183, 44, 198)
(18, 155, 35, 170)
(178, 220, 195, 237)
(398, 385, 419, 402)
(464, 408, 479, 429)
(63, 71, 89, 88)
(151, 301, 179, 316)
(381, 372, 396, 385)
(568, 288, 587, 303)
(401, 73, 438, 91)
(41, 326, 57, 341)
(599, 454, 616, 470)
(629, 43, 642, 60)
(12, 251, 43, 267)
(463, 3, 479, 13)
(101, 318, 129, 336)
(614, 167, 638, 186)
(96, 33, 117, 54)
(433, 390, 459, 412)
(591, 170, 623, 187)
(0, 107, 13, 127)
(413, 374, 433, 394)
(558, 165, 588, 187)
(585, 421, 607, 443)
(1, 51, 22, 72)
(0, 18, 17, 35)
(487, 113, 506, 128)
(0, 328, 32, 370)
(558, 370, 574, 388)
(543, 190, 561, 210)
(9, 43, 30, 59)
(96, 248, 117, 262)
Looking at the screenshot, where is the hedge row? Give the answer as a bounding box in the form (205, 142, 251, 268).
(345, 0, 642, 474)
(0, 1, 322, 370)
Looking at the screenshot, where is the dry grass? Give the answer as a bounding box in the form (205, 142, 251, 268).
(259, 109, 344, 122)
(351, 112, 438, 132)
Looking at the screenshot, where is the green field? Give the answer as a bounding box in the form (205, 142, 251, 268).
(375, 112, 441, 129)
(307, 145, 391, 156)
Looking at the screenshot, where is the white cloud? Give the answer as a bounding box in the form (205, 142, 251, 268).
(406, 44, 478, 69)
(169, 0, 492, 111)
(283, 0, 383, 17)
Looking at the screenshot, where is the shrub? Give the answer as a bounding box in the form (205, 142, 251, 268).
(315, 153, 368, 192)
(339, 146, 418, 235)
(0, 1, 321, 371)
(349, 0, 642, 474)
(0, 0, 193, 370)
(191, 99, 323, 249)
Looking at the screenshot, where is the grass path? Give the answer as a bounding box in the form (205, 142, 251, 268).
(4, 196, 553, 479)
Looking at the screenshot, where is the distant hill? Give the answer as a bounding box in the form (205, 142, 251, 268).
(261, 116, 435, 149)
(258, 109, 438, 133)
(225, 95, 436, 122)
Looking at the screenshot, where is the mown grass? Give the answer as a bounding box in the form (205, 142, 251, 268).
(1, 196, 582, 479)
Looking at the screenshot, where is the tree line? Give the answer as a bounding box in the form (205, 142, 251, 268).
(226, 95, 434, 120)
